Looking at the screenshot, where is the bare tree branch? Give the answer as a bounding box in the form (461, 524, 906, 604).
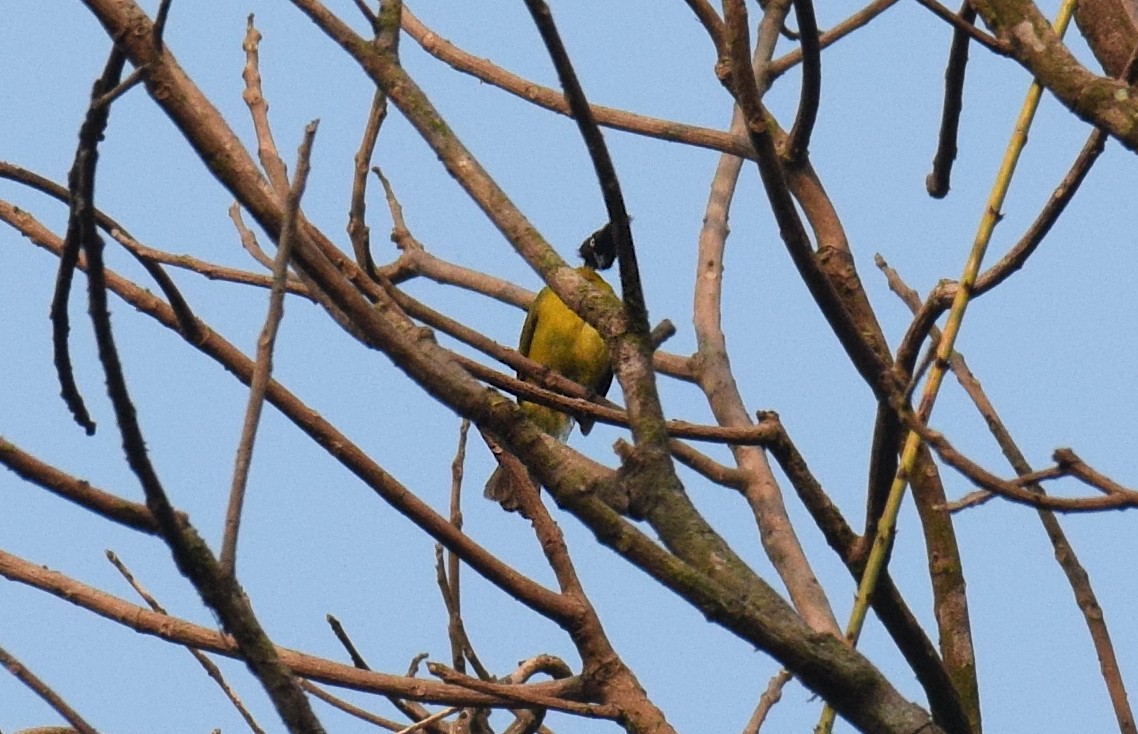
(0, 548, 585, 710)
(0, 646, 100, 734)
(105, 551, 268, 734)
(221, 120, 320, 575)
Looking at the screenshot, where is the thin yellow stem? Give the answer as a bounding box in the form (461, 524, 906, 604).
(816, 3, 1078, 731)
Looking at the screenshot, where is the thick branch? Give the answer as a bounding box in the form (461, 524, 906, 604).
(970, 0, 1138, 151)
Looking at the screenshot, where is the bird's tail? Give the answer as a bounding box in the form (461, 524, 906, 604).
(484, 403, 570, 515)
(484, 464, 540, 515)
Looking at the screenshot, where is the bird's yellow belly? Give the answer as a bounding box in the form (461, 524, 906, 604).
(526, 298, 608, 385)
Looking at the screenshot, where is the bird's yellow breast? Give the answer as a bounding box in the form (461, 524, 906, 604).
(525, 290, 608, 384)
(517, 267, 614, 439)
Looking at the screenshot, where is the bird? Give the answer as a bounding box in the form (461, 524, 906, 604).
(484, 223, 618, 508)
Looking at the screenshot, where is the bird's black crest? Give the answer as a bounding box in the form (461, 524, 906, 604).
(578, 222, 617, 271)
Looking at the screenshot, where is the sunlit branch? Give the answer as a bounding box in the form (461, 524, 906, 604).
(0, 548, 585, 709)
(400, 8, 754, 158)
(0, 436, 160, 533)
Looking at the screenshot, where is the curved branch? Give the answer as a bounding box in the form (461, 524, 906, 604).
(785, 0, 821, 164)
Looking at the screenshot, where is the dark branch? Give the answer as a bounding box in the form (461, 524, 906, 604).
(786, 0, 821, 164)
(926, 1, 977, 198)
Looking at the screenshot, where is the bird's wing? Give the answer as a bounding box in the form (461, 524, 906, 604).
(517, 288, 547, 362)
(595, 367, 614, 402)
(578, 364, 612, 436)
(575, 268, 614, 436)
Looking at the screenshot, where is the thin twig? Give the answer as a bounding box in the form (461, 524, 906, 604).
(454, 350, 782, 445)
(92, 68, 145, 108)
(754, 0, 795, 99)
(241, 15, 290, 194)
(427, 664, 618, 719)
(325, 615, 451, 732)
(435, 547, 465, 673)
(111, 229, 310, 295)
(909, 420, 1138, 511)
(348, 89, 387, 277)
(347, 3, 391, 278)
(438, 420, 490, 680)
(152, 0, 174, 49)
(106, 551, 268, 734)
(220, 120, 319, 575)
(351, 0, 378, 29)
(393, 707, 459, 734)
(399, 1, 898, 159)
(911, 0, 1008, 53)
(326, 614, 372, 670)
(400, 8, 753, 158)
(741, 669, 792, 734)
(230, 203, 278, 270)
(967, 127, 1107, 298)
(447, 421, 465, 631)
(510, 465, 585, 600)
(769, 0, 901, 78)
(891, 125, 1107, 418)
(0, 161, 200, 339)
(0, 645, 99, 734)
(300, 680, 404, 731)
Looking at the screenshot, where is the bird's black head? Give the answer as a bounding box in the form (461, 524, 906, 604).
(578, 223, 617, 270)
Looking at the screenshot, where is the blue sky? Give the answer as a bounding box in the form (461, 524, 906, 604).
(2, 1, 1136, 732)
